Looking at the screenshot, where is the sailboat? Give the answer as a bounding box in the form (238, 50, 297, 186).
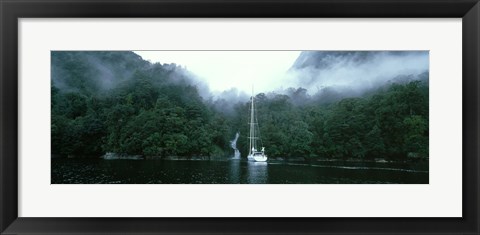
(247, 88, 267, 162)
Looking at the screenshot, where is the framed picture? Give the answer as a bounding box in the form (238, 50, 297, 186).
(1, 0, 478, 234)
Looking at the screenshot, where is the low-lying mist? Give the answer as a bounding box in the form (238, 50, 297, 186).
(51, 51, 429, 116)
(208, 51, 429, 114)
(283, 51, 429, 94)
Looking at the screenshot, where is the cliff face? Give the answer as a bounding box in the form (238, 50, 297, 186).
(51, 51, 225, 158)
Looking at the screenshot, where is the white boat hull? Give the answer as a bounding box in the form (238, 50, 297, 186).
(248, 154, 268, 162)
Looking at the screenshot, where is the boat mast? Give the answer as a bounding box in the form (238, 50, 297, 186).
(249, 86, 255, 155)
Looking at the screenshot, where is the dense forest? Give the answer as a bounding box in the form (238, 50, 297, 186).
(51, 51, 428, 161)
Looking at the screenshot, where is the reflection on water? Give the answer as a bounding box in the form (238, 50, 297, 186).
(247, 161, 268, 184)
(52, 159, 429, 184)
(228, 160, 241, 183)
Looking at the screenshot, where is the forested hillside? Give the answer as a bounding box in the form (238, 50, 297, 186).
(51, 51, 428, 161)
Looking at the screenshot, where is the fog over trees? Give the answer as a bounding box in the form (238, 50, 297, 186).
(51, 51, 428, 161)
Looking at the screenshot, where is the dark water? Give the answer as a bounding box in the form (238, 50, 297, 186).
(51, 159, 428, 184)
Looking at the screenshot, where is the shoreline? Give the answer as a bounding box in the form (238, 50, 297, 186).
(52, 154, 427, 164)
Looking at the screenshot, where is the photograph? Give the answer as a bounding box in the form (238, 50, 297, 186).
(51, 50, 429, 184)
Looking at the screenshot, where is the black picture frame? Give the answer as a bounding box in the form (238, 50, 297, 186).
(1, 0, 479, 234)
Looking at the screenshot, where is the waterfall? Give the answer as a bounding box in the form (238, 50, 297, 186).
(230, 132, 241, 159)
